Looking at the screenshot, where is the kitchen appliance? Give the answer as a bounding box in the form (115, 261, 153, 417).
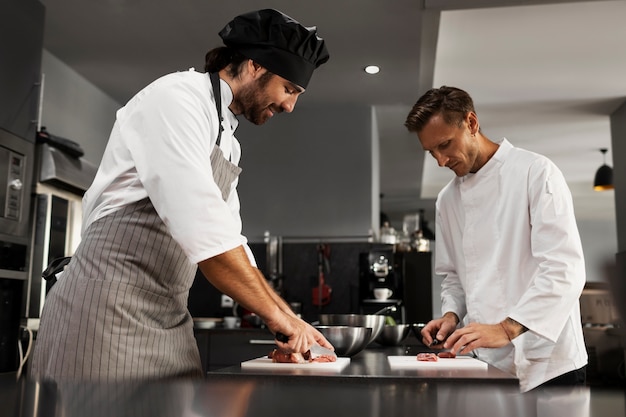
(0, 128, 34, 277)
(399, 251, 433, 324)
(580, 282, 625, 384)
(24, 134, 97, 321)
(359, 249, 403, 320)
(0, 278, 24, 373)
(0, 0, 46, 373)
(0, 128, 35, 373)
(358, 249, 433, 324)
(580, 285, 618, 325)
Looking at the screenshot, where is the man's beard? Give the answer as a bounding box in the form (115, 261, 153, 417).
(235, 73, 279, 125)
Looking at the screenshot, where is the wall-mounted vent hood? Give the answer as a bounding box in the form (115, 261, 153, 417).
(37, 143, 97, 195)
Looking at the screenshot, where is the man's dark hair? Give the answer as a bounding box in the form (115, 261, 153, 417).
(204, 46, 276, 85)
(405, 86, 476, 133)
(204, 46, 249, 77)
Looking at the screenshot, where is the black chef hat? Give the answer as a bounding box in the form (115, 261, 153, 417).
(219, 9, 329, 89)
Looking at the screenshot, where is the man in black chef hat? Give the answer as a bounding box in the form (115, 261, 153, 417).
(207, 8, 329, 124)
(31, 9, 332, 382)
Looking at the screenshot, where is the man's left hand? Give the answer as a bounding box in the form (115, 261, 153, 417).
(443, 322, 511, 355)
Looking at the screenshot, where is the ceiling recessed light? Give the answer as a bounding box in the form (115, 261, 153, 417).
(364, 65, 380, 75)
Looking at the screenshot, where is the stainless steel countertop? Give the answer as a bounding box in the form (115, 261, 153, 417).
(3, 375, 623, 417)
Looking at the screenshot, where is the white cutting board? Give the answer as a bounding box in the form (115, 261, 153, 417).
(241, 356, 350, 371)
(388, 355, 488, 370)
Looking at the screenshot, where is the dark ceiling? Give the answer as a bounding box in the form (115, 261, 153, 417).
(39, 0, 623, 222)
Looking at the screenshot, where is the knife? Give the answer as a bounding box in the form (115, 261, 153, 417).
(275, 332, 337, 359)
(429, 338, 441, 348)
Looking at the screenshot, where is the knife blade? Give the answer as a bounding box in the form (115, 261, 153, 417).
(275, 332, 337, 359)
(309, 343, 337, 359)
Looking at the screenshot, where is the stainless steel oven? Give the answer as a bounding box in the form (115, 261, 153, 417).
(24, 141, 96, 321)
(0, 128, 34, 373)
(25, 184, 83, 319)
(0, 128, 34, 278)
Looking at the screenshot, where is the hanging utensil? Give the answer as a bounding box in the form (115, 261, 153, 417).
(312, 244, 332, 308)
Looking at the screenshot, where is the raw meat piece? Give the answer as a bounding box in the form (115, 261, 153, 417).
(416, 352, 438, 362)
(268, 349, 338, 363)
(268, 349, 310, 363)
(437, 351, 456, 358)
(311, 354, 336, 363)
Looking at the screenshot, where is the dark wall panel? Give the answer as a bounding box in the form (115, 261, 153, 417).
(0, 0, 45, 141)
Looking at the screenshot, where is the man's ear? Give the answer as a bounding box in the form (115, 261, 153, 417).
(467, 111, 479, 136)
(248, 60, 265, 78)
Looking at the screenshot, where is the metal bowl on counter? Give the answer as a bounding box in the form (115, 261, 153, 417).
(315, 325, 372, 357)
(374, 324, 412, 346)
(411, 323, 426, 341)
(318, 314, 386, 345)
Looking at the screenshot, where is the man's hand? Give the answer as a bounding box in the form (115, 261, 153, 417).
(443, 321, 512, 355)
(198, 246, 333, 354)
(421, 311, 459, 348)
(268, 316, 334, 353)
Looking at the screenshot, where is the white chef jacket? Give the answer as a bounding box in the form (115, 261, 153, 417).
(435, 138, 587, 392)
(82, 69, 256, 266)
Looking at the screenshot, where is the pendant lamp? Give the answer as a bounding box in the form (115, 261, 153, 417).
(593, 148, 614, 191)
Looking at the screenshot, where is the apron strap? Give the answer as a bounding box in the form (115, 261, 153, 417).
(42, 256, 72, 282)
(209, 72, 224, 147)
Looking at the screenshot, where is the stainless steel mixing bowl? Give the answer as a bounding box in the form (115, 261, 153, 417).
(374, 324, 412, 346)
(318, 314, 385, 345)
(411, 323, 426, 342)
(315, 325, 372, 357)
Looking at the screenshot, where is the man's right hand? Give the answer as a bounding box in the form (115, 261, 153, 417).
(269, 315, 334, 353)
(421, 311, 459, 348)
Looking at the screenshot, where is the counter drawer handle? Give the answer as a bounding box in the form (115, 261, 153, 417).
(249, 339, 276, 345)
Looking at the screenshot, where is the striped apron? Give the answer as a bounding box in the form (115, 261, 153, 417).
(30, 73, 241, 381)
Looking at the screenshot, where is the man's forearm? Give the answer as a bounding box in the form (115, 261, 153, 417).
(254, 268, 298, 318)
(500, 317, 528, 341)
(198, 246, 281, 323)
(443, 311, 460, 325)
